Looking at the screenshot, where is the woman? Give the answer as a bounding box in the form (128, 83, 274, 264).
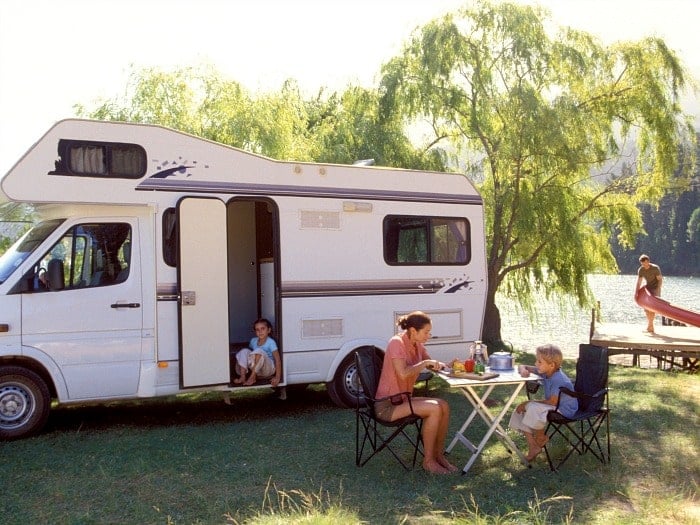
(375, 311, 457, 474)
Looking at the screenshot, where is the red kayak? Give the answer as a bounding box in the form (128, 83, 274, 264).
(635, 286, 700, 328)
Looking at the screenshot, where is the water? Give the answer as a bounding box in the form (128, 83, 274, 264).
(497, 274, 700, 359)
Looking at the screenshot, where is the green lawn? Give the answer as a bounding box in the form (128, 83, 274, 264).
(1, 360, 698, 524)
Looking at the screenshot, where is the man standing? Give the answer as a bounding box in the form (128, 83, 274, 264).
(635, 254, 663, 333)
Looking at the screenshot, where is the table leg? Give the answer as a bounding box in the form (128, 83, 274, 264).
(482, 383, 530, 465)
(446, 385, 494, 453)
(450, 382, 531, 474)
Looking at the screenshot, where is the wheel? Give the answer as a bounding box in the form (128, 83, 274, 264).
(326, 350, 370, 408)
(0, 366, 51, 440)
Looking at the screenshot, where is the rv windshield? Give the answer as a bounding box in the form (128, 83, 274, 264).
(0, 219, 65, 284)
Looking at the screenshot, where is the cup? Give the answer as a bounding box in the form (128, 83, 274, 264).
(464, 359, 475, 373)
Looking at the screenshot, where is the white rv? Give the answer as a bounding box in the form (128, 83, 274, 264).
(0, 119, 487, 439)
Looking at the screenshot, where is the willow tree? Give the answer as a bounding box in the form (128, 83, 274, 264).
(380, 0, 696, 345)
(76, 65, 444, 170)
(75, 65, 316, 161)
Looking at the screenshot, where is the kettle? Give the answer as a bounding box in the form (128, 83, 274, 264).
(488, 351, 514, 371)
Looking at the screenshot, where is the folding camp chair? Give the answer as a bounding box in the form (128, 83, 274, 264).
(354, 345, 424, 470)
(543, 343, 611, 471)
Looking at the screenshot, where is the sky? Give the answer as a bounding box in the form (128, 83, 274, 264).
(1, 0, 699, 176)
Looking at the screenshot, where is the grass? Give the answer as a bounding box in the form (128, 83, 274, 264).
(1, 355, 698, 525)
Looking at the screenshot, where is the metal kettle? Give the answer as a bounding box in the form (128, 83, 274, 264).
(488, 351, 514, 371)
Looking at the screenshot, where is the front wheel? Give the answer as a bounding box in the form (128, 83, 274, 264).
(0, 366, 51, 440)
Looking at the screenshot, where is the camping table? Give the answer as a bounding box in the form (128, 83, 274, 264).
(439, 369, 540, 474)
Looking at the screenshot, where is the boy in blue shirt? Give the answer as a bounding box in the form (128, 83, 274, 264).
(510, 344, 577, 461)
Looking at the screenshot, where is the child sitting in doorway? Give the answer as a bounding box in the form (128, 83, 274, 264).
(509, 344, 578, 461)
(234, 318, 281, 387)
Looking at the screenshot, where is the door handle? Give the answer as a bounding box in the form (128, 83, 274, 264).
(110, 302, 141, 309)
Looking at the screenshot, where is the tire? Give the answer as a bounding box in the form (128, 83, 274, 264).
(327, 348, 376, 408)
(0, 366, 51, 440)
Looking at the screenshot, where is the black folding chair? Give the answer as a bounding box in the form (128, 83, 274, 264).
(354, 346, 424, 470)
(543, 344, 611, 471)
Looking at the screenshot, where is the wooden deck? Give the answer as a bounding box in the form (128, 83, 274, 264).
(590, 319, 700, 372)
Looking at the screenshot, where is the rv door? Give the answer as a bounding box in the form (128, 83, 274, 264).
(177, 197, 230, 387)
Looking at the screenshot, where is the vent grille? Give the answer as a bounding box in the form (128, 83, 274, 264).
(302, 318, 343, 338)
(300, 210, 341, 229)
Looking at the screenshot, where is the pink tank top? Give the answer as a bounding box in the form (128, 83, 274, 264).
(376, 332, 429, 399)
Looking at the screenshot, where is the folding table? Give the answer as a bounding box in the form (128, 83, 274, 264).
(440, 370, 540, 474)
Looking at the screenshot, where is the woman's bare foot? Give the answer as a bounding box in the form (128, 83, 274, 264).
(243, 375, 257, 386)
(437, 455, 459, 472)
(422, 460, 450, 474)
(233, 376, 245, 384)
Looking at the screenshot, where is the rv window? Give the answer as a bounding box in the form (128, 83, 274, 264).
(383, 216, 470, 265)
(26, 223, 132, 292)
(50, 139, 147, 178)
(0, 219, 65, 284)
(162, 208, 178, 267)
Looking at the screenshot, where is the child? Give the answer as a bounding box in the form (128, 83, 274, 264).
(234, 318, 281, 387)
(509, 344, 578, 461)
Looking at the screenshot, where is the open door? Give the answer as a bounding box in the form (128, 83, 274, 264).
(178, 197, 230, 387)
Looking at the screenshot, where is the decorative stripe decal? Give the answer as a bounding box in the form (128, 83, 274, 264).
(155, 279, 454, 300)
(281, 279, 444, 297)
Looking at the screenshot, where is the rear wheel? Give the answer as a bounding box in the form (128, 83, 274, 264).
(0, 366, 51, 440)
(326, 348, 379, 408)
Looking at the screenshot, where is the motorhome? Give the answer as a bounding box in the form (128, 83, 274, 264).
(0, 119, 487, 439)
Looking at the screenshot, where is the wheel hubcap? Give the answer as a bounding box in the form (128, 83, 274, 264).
(344, 366, 361, 397)
(0, 384, 34, 428)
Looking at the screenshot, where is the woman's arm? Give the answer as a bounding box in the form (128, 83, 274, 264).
(390, 356, 440, 382)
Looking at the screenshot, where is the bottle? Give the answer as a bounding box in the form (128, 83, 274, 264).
(472, 340, 487, 366)
(470, 340, 487, 374)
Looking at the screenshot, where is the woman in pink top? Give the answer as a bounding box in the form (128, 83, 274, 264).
(375, 311, 456, 474)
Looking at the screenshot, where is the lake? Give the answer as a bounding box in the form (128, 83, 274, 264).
(496, 274, 700, 359)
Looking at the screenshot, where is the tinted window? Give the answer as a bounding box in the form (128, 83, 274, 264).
(50, 139, 146, 178)
(162, 208, 178, 267)
(384, 216, 470, 265)
(16, 223, 132, 293)
(0, 219, 64, 284)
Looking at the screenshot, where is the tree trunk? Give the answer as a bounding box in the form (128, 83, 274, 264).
(482, 285, 503, 348)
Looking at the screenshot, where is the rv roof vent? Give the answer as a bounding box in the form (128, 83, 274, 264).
(352, 159, 375, 166)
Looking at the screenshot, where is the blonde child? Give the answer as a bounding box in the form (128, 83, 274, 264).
(509, 344, 578, 461)
(234, 318, 281, 387)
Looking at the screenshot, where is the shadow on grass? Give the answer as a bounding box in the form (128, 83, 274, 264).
(44, 384, 339, 436)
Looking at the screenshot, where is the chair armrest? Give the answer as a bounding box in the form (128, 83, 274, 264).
(555, 386, 608, 410)
(558, 386, 607, 399)
(526, 381, 541, 395)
